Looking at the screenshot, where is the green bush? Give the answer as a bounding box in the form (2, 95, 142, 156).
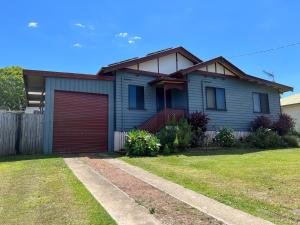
(162, 144, 171, 155)
(282, 135, 299, 147)
(289, 129, 300, 138)
(246, 128, 284, 149)
(158, 118, 192, 152)
(158, 117, 177, 153)
(176, 119, 193, 150)
(125, 130, 160, 156)
(213, 127, 235, 147)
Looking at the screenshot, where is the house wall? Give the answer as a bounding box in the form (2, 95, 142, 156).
(282, 104, 300, 131)
(115, 71, 189, 131)
(43, 77, 114, 153)
(187, 73, 281, 131)
(115, 71, 157, 131)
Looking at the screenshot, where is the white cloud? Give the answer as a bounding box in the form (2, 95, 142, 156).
(73, 43, 82, 48)
(28, 22, 38, 28)
(128, 40, 135, 44)
(116, 32, 128, 38)
(75, 23, 86, 28)
(75, 23, 95, 31)
(132, 36, 142, 40)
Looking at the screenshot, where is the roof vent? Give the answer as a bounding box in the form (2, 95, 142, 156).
(146, 48, 173, 56)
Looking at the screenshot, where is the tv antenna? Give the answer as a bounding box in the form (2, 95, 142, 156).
(263, 70, 275, 82)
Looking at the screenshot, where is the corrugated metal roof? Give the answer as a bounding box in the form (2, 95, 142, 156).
(281, 93, 300, 106)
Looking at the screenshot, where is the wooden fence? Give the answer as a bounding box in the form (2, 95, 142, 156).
(0, 112, 44, 156)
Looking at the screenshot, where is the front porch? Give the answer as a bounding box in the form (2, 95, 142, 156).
(139, 77, 188, 133)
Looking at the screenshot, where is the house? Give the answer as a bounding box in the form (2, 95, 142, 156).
(23, 47, 293, 154)
(281, 93, 300, 131)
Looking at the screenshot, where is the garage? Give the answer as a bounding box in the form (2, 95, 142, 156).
(53, 91, 108, 153)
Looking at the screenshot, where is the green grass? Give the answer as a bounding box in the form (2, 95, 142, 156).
(122, 148, 300, 225)
(0, 155, 116, 225)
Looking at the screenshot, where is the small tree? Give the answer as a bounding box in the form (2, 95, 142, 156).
(273, 113, 295, 136)
(0, 66, 26, 110)
(250, 115, 272, 131)
(188, 111, 209, 146)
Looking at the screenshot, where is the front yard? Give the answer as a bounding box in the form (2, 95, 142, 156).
(0, 155, 116, 225)
(122, 148, 300, 225)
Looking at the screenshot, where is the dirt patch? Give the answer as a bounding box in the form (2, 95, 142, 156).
(82, 155, 223, 225)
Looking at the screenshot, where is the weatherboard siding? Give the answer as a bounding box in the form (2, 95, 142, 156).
(115, 72, 157, 131)
(43, 77, 114, 153)
(171, 89, 187, 109)
(187, 73, 281, 131)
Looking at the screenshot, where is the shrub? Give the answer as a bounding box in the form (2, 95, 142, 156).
(158, 118, 192, 152)
(246, 128, 284, 149)
(188, 112, 209, 146)
(273, 113, 295, 136)
(176, 118, 193, 150)
(125, 130, 160, 156)
(162, 144, 171, 155)
(213, 127, 235, 147)
(250, 116, 272, 131)
(158, 118, 178, 153)
(290, 129, 300, 138)
(282, 135, 299, 147)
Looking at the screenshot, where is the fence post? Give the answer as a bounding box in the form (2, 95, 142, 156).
(15, 113, 22, 154)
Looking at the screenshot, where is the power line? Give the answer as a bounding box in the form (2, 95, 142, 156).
(228, 41, 300, 58)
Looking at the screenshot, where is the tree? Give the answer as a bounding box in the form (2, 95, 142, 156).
(0, 66, 26, 110)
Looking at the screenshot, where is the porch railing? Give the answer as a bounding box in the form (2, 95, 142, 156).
(138, 108, 186, 133)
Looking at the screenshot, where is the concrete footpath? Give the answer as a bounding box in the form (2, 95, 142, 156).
(104, 158, 274, 225)
(64, 157, 161, 225)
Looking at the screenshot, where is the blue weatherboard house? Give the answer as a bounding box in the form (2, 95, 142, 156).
(23, 47, 293, 154)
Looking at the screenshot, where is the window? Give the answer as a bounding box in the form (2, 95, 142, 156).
(206, 87, 226, 110)
(128, 85, 144, 109)
(253, 93, 269, 113)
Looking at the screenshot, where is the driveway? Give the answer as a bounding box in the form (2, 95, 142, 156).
(65, 154, 274, 225)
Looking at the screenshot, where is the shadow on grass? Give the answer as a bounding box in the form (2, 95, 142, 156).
(117, 147, 293, 159)
(0, 154, 60, 163)
(2, 147, 292, 163)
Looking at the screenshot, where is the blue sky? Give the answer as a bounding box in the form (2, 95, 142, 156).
(0, 0, 299, 96)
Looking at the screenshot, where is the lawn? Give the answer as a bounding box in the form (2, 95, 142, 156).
(122, 148, 300, 225)
(0, 155, 116, 225)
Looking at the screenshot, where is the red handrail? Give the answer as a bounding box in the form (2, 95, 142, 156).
(138, 108, 186, 133)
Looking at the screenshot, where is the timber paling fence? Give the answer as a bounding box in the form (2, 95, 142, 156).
(0, 112, 44, 156)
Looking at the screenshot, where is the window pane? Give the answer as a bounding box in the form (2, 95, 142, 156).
(136, 86, 144, 109)
(216, 88, 226, 110)
(260, 94, 269, 113)
(206, 87, 216, 109)
(128, 85, 136, 108)
(253, 93, 261, 112)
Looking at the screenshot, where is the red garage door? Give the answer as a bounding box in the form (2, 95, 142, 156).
(53, 91, 108, 153)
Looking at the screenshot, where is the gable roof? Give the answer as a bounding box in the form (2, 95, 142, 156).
(170, 56, 245, 77)
(170, 56, 293, 93)
(97, 46, 202, 75)
(281, 93, 300, 106)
